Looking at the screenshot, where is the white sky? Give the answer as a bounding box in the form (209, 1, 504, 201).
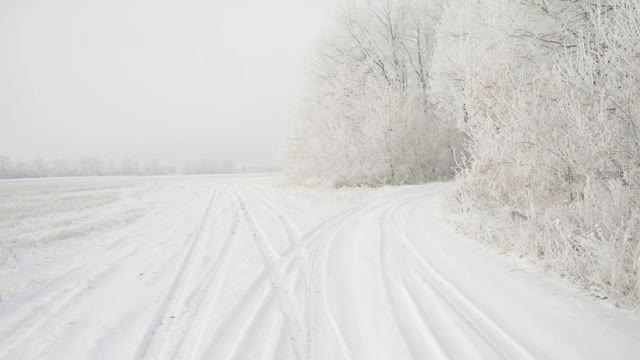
(0, 0, 334, 166)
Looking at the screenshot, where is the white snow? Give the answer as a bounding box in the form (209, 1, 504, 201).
(0, 175, 638, 359)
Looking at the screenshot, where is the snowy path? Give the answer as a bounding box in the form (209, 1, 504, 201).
(0, 177, 639, 359)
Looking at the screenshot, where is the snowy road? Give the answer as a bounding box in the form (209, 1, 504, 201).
(0, 176, 639, 359)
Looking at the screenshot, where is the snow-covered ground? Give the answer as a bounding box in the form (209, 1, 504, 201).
(0, 175, 638, 359)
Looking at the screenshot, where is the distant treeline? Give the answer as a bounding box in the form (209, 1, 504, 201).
(0, 155, 278, 179)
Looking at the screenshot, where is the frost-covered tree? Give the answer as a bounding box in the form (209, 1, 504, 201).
(433, 0, 640, 304)
(287, 0, 461, 186)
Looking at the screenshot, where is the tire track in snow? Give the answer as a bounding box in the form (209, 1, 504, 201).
(199, 269, 273, 358)
(380, 193, 487, 359)
(379, 197, 450, 360)
(178, 187, 242, 360)
(261, 312, 286, 360)
(233, 187, 307, 360)
(311, 231, 354, 360)
(242, 187, 303, 248)
(229, 291, 284, 360)
(387, 193, 537, 360)
(0, 190, 204, 359)
(241, 186, 310, 317)
(303, 187, 440, 360)
(198, 187, 319, 359)
(303, 188, 486, 360)
(134, 187, 220, 360)
(394, 196, 493, 358)
(212, 289, 279, 359)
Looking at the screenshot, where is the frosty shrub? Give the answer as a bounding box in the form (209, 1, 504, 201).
(434, 0, 640, 305)
(287, 0, 462, 186)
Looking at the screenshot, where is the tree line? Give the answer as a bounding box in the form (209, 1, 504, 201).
(287, 0, 463, 186)
(288, 0, 640, 306)
(0, 156, 275, 179)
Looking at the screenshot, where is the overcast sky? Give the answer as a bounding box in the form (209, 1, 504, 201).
(0, 0, 334, 166)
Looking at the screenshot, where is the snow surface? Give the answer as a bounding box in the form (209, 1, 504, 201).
(0, 175, 638, 359)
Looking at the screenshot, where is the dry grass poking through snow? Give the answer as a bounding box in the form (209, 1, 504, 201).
(0, 178, 158, 264)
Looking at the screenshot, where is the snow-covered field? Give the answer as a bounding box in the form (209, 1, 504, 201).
(0, 175, 638, 359)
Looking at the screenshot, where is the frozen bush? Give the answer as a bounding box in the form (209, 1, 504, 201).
(438, 0, 640, 305)
(287, 0, 461, 186)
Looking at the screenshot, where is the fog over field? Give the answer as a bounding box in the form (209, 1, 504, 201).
(0, 0, 332, 168)
(2, 0, 640, 359)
